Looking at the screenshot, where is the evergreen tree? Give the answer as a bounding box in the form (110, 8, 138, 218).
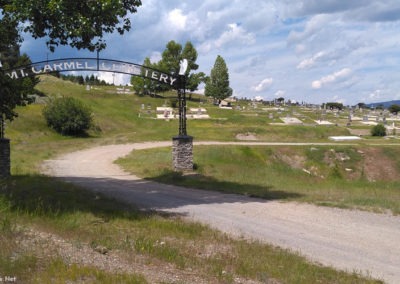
(156, 40, 204, 93)
(205, 55, 232, 101)
(131, 57, 157, 96)
(159, 41, 183, 76)
(388, 104, 400, 114)
(78, 75, 84, 85)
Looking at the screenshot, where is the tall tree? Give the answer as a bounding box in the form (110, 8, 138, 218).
(157, 40, 204, 93)
(388, 104, 400, 114)
(205, 55, 232, 101)
(159, 41, 183, 76)
(131, 57, 158, 96)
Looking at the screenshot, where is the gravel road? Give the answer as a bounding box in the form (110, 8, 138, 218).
(42, 141, 400, 283)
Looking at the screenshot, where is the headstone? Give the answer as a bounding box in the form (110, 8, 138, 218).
(164, 110, 170, 118)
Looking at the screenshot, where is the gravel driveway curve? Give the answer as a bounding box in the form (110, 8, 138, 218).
(41, 141, 400, 283)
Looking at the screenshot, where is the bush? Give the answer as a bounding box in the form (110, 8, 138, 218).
(371, 124, 386, 137)
(43, 97, 93, 136)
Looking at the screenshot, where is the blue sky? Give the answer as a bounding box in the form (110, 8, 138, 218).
(20, 0, 400, 105)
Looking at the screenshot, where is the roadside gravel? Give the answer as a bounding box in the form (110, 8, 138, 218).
(42, 141, 400, 284)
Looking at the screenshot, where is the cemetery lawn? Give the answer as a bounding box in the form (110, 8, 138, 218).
(117, 145, 400, 215)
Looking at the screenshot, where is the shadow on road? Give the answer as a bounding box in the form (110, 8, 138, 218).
(1, 173, 302, 220)
(57, 173, 302, 210)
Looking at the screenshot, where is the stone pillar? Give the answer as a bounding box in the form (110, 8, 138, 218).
(172, 135, 193, 172)
(0, 139, 10, 178)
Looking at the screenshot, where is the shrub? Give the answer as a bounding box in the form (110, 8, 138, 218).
(43, 97, 93, 136)
(371, 124, 386, 137)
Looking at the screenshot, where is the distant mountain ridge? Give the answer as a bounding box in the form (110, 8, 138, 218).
(365, 100, 400, 108)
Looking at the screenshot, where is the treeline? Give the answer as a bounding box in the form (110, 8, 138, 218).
(57, 73, 110, 86)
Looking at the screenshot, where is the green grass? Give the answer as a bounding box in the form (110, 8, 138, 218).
(116, 145, 400, 214)
(33, 260, 147, 284)
(0, 176, 380, 283)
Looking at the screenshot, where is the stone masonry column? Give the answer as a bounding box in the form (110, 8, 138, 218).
(172, 135, 193, 172)
(0, 139, 10, 178)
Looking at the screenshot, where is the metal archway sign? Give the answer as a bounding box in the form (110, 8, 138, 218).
(3, 57, 193, 171)
(4, 58, 178, 87)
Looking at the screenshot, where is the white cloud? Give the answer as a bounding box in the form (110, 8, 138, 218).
(97, 72, 131, 86)
(287, 14, 331, 46)
(149, 52, 162, 63)
(368, 89, 383, 100)
(274, 90, 286, 98)
(285, 0, 400, 22)
(297, 51, 325, 69)
(166, 9, 187, 31)
(215, 23, 256, 48)
(311, 68, 352, 89)
(252, 77, 273, 92)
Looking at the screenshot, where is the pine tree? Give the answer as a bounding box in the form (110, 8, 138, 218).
(131, 57, 157, 96)
(156, 40, 204, 93)
(205, 55, 232, 101)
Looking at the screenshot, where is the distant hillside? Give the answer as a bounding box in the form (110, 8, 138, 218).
(366, 100, 400, 108)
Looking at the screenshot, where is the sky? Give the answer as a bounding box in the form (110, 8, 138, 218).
(20, 0, 400, 105)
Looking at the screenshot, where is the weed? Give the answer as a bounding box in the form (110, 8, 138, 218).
(329, 163, 343, 179)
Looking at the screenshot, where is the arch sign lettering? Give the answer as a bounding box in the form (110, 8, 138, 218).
(4, 58, 178, 87)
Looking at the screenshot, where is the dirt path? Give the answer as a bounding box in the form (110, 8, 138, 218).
(42, 141, 400, 284)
